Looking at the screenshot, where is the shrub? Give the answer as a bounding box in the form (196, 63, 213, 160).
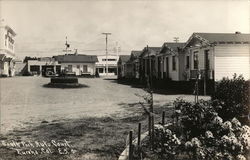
(173, 98, 218, 138)
(212, 74, 249, 123)
(153, 98, 250, 160)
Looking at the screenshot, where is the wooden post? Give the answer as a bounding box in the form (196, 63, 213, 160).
(204, 72, 207, 96)
(162, 111, 165, 125)
(129, 130, 133, 160)
(151, 115, 154, 150)
(148, 114, 151, 145)
(138, 123, 141, 148)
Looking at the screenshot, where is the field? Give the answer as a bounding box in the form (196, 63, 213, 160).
(0, 77, 209, 160)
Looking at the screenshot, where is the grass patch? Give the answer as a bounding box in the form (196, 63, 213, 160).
(0, 104, 173, 160)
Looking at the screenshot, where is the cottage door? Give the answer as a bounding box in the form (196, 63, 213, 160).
(158, 57, 161, 78)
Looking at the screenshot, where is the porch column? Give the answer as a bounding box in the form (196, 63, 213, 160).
(161, 56, 164, 79)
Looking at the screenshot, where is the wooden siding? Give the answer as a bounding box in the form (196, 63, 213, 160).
(214, 44, 250, 80)
(166, 55, 179, 81)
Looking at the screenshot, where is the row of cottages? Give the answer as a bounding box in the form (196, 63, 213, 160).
(120, 32, 250, 83)
(140, 43, 186, 81)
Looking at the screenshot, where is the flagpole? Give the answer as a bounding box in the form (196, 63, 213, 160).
(66, 36, 68, 54)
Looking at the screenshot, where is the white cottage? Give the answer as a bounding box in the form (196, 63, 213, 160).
(183, 32, 250, 81)
(54, 54, 98, 76)
(156, 42, 185, 81)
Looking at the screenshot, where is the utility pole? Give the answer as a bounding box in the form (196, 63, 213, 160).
(102, 33, 111, 76)
(173, 37, 179, 43)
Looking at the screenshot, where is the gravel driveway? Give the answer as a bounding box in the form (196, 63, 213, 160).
(0, 76, 210, 133)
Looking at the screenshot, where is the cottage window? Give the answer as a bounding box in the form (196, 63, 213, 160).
(172, 56, 176, 71)
(68, 65, 72, 72)
(83, 65, 88, 73)
(193, 52, 199, 69)
(186, 56, 190, 69)
(77, 65, 80, 69)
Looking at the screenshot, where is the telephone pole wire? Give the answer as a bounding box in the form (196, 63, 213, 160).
(102, 32, 112, 76)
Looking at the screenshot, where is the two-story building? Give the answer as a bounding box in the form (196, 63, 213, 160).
(0, 21, 16, 77)
(96, 55, 118, 76)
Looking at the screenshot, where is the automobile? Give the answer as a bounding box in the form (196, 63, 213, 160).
(45, 68, 56, 77)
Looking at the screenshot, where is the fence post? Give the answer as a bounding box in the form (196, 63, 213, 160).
(162, 111, 165, 125)
(151, 115, 154, 150)
(129, 130, 133, 160)
(138, 123, 141, 148)
(148, 114, 151, 145)
(137, 123, 142, 159)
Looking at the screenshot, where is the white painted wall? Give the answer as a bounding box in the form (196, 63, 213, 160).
(61, 63, 96, 75)
(0, 26, 15, 57)
(214, 44, 250, 80)
(163, 55, 179, 81)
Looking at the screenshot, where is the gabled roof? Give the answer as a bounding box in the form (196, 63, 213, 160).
(194, 32, 250, 43)
(140, 47, 161, 57)
(184, 32, 250, 48)
(54, 54, 98, 63)
(127, 51, 142, 64)
(131, 51, 141, 57)
(160, 42, 185, 53)
(118, 55, 130, 62)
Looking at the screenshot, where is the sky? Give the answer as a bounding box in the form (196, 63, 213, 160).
(0, 0, 249, 58)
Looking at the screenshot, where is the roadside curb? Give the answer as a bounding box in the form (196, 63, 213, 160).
(118, 131, 148, 160)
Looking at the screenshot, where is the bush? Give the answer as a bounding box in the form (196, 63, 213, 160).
(152, 98, 250, 160)
(212, 74, 249, 123)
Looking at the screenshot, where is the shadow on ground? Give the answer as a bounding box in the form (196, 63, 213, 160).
(103, 78, 197, 95)
(42, 83, 89, 89)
